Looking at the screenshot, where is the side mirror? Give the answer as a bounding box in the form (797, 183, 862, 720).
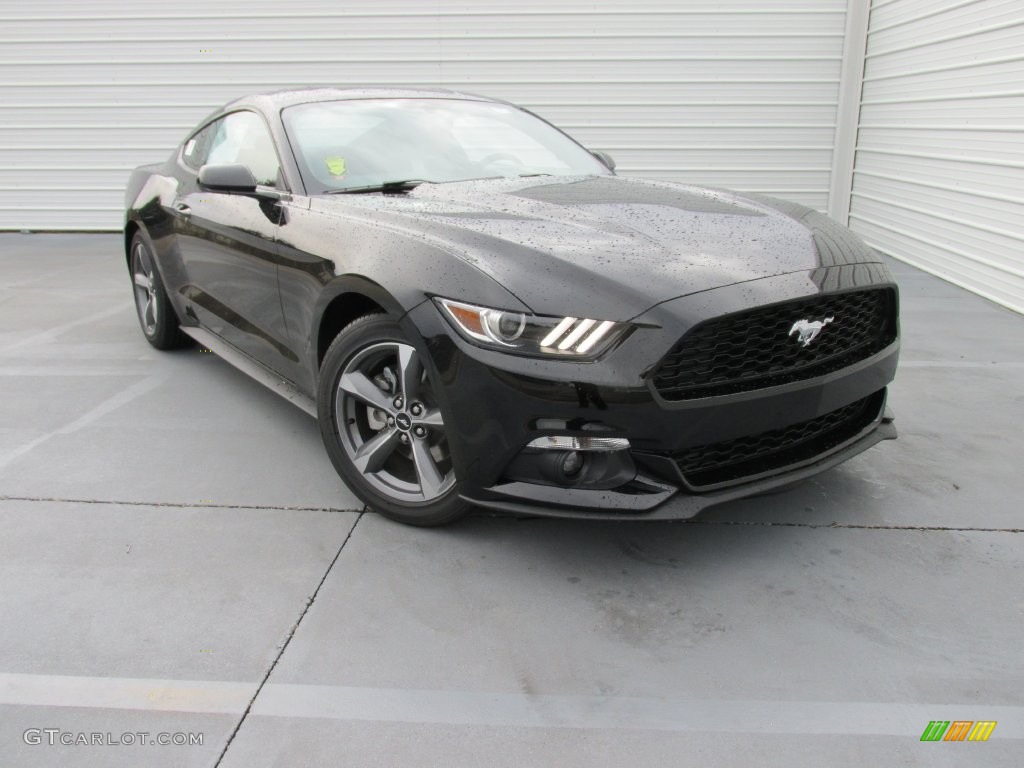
(198, 164, 258, 193)
(591, 150, 616, 171)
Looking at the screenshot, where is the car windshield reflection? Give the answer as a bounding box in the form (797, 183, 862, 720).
(281, 98, 609, 194)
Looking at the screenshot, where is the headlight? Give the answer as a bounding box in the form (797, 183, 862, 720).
(435, 298, 627, 358)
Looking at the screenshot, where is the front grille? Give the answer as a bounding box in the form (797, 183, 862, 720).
(652, 288, 897, 400)
(674, 390, 885, 489)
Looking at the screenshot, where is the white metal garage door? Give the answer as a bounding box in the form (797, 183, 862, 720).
(0, 0, 848, 231)
(848, 0, 1024, 314)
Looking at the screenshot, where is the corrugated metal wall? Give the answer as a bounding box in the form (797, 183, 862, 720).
(0, 0, 849, 231)
(848, 0, 1024, 314)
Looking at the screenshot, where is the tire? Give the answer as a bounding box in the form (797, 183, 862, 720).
(129, 233, 191, 350)
(318, 314, 471, 526)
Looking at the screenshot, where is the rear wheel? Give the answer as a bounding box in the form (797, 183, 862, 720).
(318, 314, 470, 526)
(130, 233, 190, 350)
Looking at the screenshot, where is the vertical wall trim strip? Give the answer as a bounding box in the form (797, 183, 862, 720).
(828, 0, 871, 224)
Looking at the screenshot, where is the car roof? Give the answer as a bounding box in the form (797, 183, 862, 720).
(222, 86, 506, 115)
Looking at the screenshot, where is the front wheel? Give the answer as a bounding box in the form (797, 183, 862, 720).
(318, 314, 471, 526)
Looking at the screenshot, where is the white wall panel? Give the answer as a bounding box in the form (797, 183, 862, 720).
(849, 0, 1024, 314)
(0, 0, 848, 230)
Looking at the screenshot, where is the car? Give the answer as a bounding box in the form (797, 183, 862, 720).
(124, 87, 899, 526)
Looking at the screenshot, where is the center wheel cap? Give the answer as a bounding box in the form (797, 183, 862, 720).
(394, 412, 413, 432)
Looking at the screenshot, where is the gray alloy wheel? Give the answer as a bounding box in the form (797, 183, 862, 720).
(318, 314, 470, 525)
(128, 233, 190, 350)
(131, 241, 159, 337)
(335, 340, 456, 503)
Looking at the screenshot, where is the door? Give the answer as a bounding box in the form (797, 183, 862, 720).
(172, 110, 295, 371)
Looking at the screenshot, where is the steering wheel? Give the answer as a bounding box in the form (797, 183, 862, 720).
(478, 152, 521, 169)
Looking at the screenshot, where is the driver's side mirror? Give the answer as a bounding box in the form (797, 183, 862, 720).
(198, 163, 258, 193)
(591, 150, 616, 171)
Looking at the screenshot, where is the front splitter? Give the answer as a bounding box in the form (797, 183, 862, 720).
(461, 420, 897, 521)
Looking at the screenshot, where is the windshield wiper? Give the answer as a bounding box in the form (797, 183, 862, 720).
(325, 174, 551, 195)
(471, 173, 554, 182)
(326, 179, 432, 195)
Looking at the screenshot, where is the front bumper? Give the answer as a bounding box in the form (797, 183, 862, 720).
(466, 413, 896, 520)
(402, 264, 900, 520)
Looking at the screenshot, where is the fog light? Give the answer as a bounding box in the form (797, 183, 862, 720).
(506, 441, 637, 490)
(560, 450, 584, 477)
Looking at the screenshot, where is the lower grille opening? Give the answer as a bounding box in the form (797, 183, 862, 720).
(674, 389, 886, 489)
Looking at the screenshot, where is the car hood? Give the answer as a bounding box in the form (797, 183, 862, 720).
(312, 175, 878, 321)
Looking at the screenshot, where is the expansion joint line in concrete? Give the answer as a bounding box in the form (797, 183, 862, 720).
(0, 494, 361, 514)
(1, 495, 1022, 533)
(211, 509, 366, 767)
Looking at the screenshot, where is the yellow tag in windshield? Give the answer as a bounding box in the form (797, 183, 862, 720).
(325, 156, 347, 177)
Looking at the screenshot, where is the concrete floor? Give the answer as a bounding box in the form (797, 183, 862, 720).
(0, 233, 1021, 767)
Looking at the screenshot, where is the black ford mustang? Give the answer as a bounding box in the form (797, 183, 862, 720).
(124, 87, 899, 526)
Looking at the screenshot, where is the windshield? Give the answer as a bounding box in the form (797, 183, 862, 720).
(281, 98, 611, 194)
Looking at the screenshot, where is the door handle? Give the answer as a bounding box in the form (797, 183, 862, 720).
(174, 202, 192, 218)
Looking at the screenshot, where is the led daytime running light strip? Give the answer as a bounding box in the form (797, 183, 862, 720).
(541, 318, 618, 354)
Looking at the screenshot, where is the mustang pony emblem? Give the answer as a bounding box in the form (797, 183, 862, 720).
(789, 316, 835, 347)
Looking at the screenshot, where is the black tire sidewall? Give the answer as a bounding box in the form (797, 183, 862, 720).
(317, 314, 470, 527)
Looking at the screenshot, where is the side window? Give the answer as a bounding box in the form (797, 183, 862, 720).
(182, 120, 217, 171)
(185, 112, 281, 187)
(207, 112, 281, 186)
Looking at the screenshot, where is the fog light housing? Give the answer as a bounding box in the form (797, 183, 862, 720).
(560, 450, 584, 477)
(504, 435, 636, 489)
